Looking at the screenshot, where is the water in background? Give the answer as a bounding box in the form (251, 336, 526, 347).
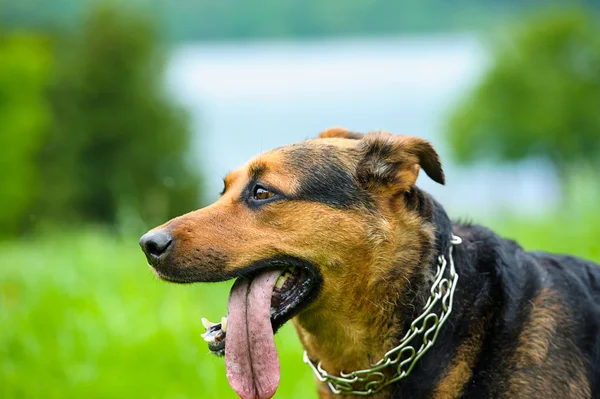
(166, 35, 558, 218)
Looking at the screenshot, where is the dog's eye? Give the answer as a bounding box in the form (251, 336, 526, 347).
(253, 185, 275, 201)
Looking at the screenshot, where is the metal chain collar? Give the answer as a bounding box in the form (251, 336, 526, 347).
(303, 235, 463, 396)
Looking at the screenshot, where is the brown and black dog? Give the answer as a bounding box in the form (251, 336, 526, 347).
(140, 128, 600, 399)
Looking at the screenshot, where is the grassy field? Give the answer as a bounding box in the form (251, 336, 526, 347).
(1, 211, 599, 398)
(0, 230, 317, 399)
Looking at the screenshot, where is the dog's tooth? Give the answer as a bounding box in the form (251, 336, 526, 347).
(202, 317, 216, 329)
(203, 334, 217, 344)
(221, 317, 228, 332)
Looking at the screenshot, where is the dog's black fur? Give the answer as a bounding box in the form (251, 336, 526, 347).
(394, 188, 600, 398)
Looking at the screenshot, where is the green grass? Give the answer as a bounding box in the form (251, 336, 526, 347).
(0, 230, 317, 399)
(1, 211, 599, 398)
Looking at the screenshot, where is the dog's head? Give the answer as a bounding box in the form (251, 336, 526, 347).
(140, 128, 445, 399)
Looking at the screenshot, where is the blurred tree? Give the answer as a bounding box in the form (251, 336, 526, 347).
(448, 8, 600, 195)
(38, 4, 202, 229)
(0, 33, 53, 238)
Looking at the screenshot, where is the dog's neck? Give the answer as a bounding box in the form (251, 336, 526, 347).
(293, 188, 454, 397)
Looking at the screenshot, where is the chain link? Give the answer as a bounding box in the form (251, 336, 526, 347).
(303, 235, 462, 396)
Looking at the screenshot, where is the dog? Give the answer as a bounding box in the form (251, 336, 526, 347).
(140, 128, 600, 399)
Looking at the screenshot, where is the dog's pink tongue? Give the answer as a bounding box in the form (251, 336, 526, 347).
(226, 270, 281, 399)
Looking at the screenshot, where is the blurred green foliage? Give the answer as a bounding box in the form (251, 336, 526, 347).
(39, 4, 200, 228)
(448, 8, 600, 188)
(1, 214, 598, 398)
(0, 4, 202, 237)
(0, 34, 53, 237)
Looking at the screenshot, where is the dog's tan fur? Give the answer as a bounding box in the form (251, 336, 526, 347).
(149, 128, 443, 396)
(505, 289, 590, 398)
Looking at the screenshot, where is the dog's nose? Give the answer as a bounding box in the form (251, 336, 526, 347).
(139, 230, 173, 264)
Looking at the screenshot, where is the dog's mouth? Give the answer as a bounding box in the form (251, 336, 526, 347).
(201, 258, 321, 399)
(271, 265, 318, 329)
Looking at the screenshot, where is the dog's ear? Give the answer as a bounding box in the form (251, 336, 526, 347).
(318, 127, 364, 140)
(356, 131, 444, 193)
